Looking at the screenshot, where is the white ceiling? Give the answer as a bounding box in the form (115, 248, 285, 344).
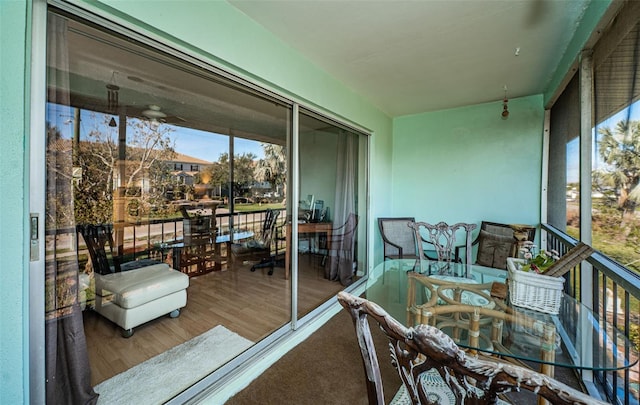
(229, 0, 591, 117)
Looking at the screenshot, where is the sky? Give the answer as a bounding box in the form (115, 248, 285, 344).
(49, 103, 265, 162)
(172, 126, 265, 162)
(566, 100, 640, 183)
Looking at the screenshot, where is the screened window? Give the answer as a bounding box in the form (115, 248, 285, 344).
(547, 2, 640, 273)
(591, 12, 640, 272)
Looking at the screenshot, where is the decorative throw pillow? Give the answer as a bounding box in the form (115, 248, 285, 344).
(475, 230, 515, 269)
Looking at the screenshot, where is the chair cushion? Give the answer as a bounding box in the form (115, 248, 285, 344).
(389, 369, 509, 405)
(476, 230, 515, 269)
(96, 263, 189, 309)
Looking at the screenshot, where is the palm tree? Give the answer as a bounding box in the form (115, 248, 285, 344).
(255, 144, 286, 202)
(596, 119, 640, 221)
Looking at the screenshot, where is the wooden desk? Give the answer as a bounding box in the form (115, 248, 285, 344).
(284, 222, 333, 279)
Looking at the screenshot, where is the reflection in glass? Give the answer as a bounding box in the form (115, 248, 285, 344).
(296, 111, 368, 319)
(45, 11, 297, 401)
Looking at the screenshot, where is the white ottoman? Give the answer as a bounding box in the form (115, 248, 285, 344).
(95, 263, 189, 337)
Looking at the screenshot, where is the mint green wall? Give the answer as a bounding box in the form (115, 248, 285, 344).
(0, 1, 29, 404)
(392, 95, 544, 229)
(300, 131, 338, 215)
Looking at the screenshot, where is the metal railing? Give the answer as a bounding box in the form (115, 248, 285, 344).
(117, 208, 287, 259)
(542, 223, 640, 404)
(46, 208, 288, 261)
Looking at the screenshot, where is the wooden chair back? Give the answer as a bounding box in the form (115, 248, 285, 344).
(329, 213, 359, 245)
(77, 224, 121, 274)
(337, 291, 608, 405)
(409, 221, 476, 267)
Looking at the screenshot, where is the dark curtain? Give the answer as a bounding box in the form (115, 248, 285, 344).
(45, 12, 98, 405)
(326, 131, 358, 286)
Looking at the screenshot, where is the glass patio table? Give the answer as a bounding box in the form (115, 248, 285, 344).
(365, 259, 638, 376)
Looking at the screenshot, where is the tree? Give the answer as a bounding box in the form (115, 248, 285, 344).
(122, 119, 176, 194)
(233, 152, 257, 195)
(73, 113, 176, 223)
(202, 152, 257, 198)
(596, 119, 640, 221)
(46, 124, 76, 228)
(255, 144, 286, 201)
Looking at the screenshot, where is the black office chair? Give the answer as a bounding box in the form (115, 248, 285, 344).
(230, 209, 281, 275)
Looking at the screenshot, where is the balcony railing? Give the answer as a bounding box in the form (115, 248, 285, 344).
(45, 208, 288, 274)
(543, 223, 640, 404)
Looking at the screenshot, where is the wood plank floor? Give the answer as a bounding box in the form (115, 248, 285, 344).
(84, 255, 344, 386)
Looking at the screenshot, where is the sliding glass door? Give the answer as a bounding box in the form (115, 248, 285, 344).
(43, 8, 368, 403)
(296, 111, 368, 318)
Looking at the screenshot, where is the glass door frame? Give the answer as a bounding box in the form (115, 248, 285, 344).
(32, 1, 371, 402)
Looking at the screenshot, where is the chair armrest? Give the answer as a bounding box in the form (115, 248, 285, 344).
(383, 240, 404, 258)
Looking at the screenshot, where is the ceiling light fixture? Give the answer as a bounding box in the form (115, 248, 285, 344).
(501, 86, 509, 120)
(142, 105, 167, 120)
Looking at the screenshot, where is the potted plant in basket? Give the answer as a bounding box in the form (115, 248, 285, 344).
(518, 241, 559, 274)
(506, 241, 565, 314)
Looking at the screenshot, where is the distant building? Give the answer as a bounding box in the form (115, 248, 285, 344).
(168, 152, 212, 186)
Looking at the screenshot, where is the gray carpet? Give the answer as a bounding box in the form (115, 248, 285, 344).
(226, 307, 586, 404)
(226, 310, 401, 405)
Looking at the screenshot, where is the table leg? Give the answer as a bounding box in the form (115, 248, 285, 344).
(538, 323, 556, 405)
(214, 241, 222, 271)
(172, 245, 181, 271)
(226, 241, 233, 268)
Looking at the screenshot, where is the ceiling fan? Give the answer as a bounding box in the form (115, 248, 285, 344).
(141, 104, 186, 124)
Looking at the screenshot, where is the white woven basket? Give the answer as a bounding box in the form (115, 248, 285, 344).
(506, 258, 564, 315)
